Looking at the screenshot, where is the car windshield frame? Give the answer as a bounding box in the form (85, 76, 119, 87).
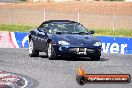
(47, 23, 89, 34)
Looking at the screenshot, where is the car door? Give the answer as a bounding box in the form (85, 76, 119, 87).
(31, 30, 39, 50)
(36, 27, 48, 52)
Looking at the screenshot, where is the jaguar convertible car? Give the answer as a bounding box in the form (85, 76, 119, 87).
(28, 20, 102, 60)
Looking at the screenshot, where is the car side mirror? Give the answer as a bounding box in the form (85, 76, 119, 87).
(44, 31, 47, 36)
(38, 28, 47, 35)
(42, 30, 47, 35)
(89, 30, 95, 34)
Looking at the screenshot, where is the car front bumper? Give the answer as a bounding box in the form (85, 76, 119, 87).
(53, 45, 101, 57)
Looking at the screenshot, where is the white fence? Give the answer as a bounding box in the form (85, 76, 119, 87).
(0, 9, 132, 30)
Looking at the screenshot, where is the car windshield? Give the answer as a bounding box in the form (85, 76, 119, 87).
(47, 23, 88, 34)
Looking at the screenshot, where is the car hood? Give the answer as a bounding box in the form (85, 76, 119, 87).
(48, 34, 100, 47)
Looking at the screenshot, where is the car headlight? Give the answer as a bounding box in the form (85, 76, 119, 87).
(93, 42, 102, 46)
(58, 40, 70, 45)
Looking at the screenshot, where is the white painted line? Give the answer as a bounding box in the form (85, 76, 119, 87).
(11, 32, 19, 48)
(22, 35, 28, 48)
(21, 78, 29, 88)
(0, 74, 11, 77)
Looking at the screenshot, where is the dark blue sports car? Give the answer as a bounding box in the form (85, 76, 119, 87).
(28, 20, 102, 60)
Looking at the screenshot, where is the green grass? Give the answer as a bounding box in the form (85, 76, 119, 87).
(94, 29, 132, 37)
(0, 24, 35, 32)
(0, 24, 131, 37)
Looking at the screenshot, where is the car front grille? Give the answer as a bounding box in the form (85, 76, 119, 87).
(69, 48, 88, 53)
(86, 49, 94, 52)
(69, 48, 100, 55)
(69, 48, 77, 52)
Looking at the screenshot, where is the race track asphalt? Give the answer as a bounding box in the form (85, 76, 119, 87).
(0, 48, 132, 88)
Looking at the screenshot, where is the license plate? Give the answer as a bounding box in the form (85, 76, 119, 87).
(77, 52, 87, 55)
(77, 48, 87, 55)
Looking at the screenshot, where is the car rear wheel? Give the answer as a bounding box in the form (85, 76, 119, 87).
(29, 39, 39, 57)
(47, 42, 56, 60)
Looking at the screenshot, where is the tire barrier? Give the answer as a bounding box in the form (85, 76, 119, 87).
(0, 70, 29, 88)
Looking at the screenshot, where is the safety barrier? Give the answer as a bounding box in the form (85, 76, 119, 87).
(0, 31, 132, 54)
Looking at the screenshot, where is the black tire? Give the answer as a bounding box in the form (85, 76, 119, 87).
(28, 39, 39, 57)
(16, 78, 25, 87)
(76, 75, 86, 85)
(47, 42, 57, 60)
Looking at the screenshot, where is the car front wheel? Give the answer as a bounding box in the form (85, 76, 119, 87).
(28, 39, 39, 57)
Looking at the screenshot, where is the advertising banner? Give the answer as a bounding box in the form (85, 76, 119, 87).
(0, 31, 132, 54)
